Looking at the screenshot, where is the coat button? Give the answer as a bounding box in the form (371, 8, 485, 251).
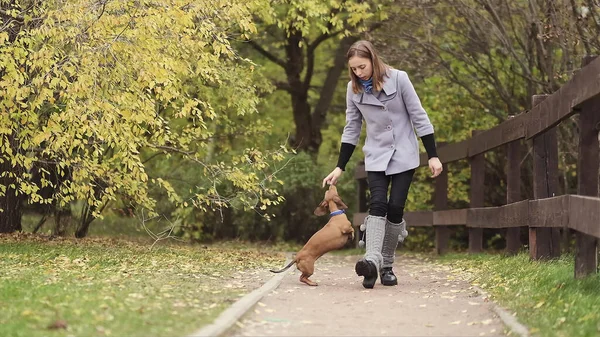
(386, 125, 392, 130)
(381, 106, 386, 110)
(390, 144, 394, 148)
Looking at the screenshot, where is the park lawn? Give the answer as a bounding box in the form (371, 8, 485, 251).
(435, 252, 600, 337)
(0, 233, 286, 337)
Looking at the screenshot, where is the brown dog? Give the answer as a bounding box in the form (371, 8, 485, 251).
(270, 185, 354, 286)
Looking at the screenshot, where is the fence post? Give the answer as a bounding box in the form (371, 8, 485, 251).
(469, 131, 484, 253)
(505, 115, 524, 255)
(530, 94, 561, 260)
(434, 142, 449, 255)
(575, 55, 599, 278)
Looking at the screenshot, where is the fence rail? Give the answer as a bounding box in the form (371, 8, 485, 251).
(353, 55, 600, 278)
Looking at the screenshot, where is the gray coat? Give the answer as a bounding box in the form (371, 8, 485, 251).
(341, 69, 434, 175)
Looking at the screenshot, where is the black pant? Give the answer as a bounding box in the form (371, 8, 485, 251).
(367, 169, 415, 223)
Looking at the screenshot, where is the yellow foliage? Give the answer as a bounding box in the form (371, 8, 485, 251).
(0, 0, 287, 222)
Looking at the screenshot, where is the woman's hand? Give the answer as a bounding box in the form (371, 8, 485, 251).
(322, 167, 343, 187)
(428, 157, 443, 178)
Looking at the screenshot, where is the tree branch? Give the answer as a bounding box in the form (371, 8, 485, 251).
(569, 0, 592, 55)
(274, 80, 293, 93)
(246, 39, 287, 69)
(477, 0, 533, 79)
(304, 30, 343, 89)
(0, 8, 24, 22)
(310, 35, 358, 132)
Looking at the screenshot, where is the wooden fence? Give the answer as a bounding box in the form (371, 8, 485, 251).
(353, 56, 600, 278)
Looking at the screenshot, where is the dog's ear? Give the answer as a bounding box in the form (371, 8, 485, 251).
(333, 195, 348, 210)
(313, 200, 328, 216)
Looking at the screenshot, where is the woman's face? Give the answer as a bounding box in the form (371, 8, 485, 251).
(349, 56, 373, 81)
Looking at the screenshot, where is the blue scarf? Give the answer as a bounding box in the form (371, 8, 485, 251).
(359, 77, 373, 93)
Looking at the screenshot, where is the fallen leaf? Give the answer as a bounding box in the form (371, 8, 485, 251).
(47, 320, 68, 330)
(481, 319, 493, 325)
(450, 320, 461, 325)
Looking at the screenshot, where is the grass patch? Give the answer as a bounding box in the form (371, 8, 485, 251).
(435, 252, 600, 337)
(21, 212, 169, 239)
(0, 233, 285, 337)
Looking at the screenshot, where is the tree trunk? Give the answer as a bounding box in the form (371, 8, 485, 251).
(287, 34, 358, 154)
(75, 203, 94, 238)
(0, 183, 23, 233)
(284, 30, 315, 152)
(310, 35, 359, 149)
(0, 132, 23, 233)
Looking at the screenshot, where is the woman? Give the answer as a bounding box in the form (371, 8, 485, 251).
(322, 40, 443, 289)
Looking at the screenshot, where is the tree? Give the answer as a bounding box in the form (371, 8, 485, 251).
(245, 0, 390, 154)
(0, 0, 288, 235)
(380, 0, 600, 120)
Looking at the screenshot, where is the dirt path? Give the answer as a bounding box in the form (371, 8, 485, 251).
(223, 253, 510, 337)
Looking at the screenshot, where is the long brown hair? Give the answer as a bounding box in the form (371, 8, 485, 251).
(346, 40, 390, 94)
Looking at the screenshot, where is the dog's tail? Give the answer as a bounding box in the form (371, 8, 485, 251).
(269, 259, 296, 273)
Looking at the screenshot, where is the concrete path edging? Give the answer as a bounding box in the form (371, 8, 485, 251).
(472, 285, 530, 337)
(187, 259, 293, 337)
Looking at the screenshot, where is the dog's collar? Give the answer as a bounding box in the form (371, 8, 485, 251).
(330, 209, 345, 217)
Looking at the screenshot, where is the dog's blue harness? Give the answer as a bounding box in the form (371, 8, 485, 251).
(329, 209, 345, 217)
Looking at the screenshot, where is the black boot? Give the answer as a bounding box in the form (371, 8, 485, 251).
(355, 258, 378, 289)
(380, 267, 398, 286)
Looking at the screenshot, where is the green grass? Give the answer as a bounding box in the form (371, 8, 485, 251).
(0, 234, 285, 337)
(21, 212, 168, 239)
(435, 252, 600, 337)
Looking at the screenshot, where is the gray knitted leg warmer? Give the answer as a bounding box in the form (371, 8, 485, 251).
(381, 219, 408, 268)
(363, 215, 386, 269)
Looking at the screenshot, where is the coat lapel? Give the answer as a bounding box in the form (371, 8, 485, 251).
(351, 70, 398, 106)
(379, 71, 397, 102)
(358, 93, 384, 107)
(351, 91, 384, 107)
